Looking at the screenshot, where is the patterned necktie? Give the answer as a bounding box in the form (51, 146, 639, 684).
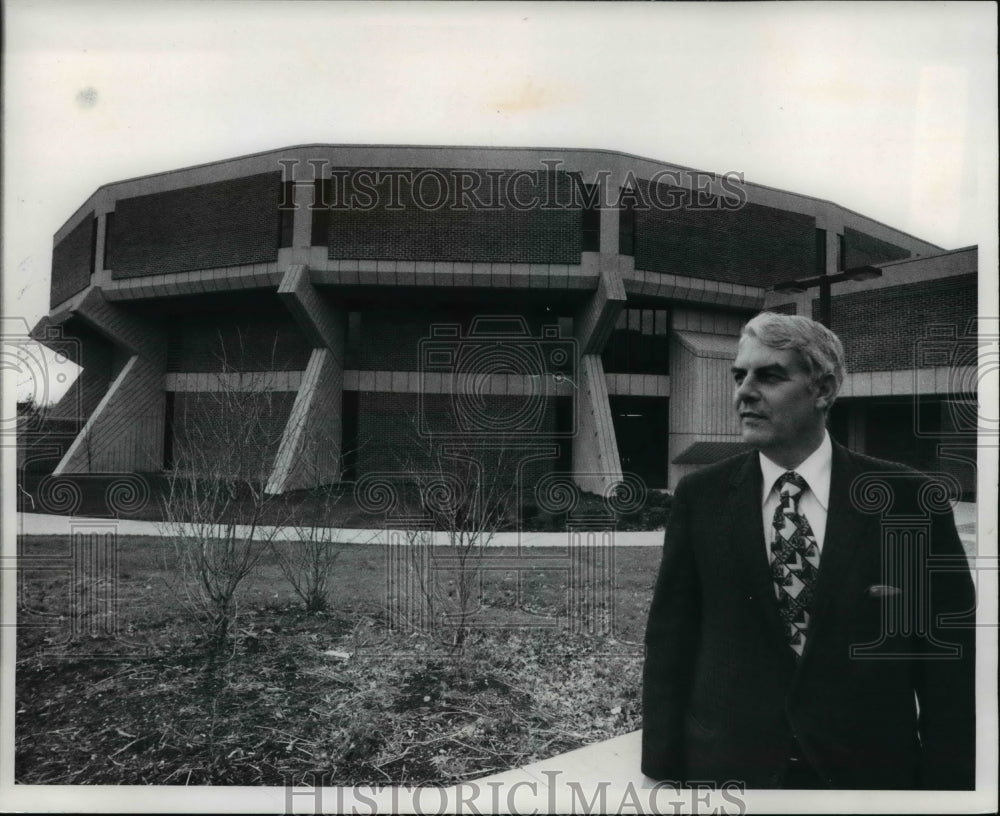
(770, 471, 820, 657)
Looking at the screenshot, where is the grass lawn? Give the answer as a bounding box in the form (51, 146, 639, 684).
(16, 471, 673, 533)
(15, 533, 663, 786)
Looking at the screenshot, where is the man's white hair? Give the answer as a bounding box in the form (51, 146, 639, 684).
(740, 312, 846, 407)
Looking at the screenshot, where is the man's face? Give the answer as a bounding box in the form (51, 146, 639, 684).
(731, 335, 830, 469)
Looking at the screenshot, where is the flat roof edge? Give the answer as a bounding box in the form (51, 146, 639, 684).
(57, 143, 946, 253)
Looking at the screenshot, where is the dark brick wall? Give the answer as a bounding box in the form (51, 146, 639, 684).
(356, 309, 558, 371)
(166, 314, 312, 372)
(357, 391, 559, 486)
(358, 392, 423, 473)
(842, 227, 910, 269)
(631, 180, 816, 287)
(107, 173, 282, 278)
(323, 169, 582, 263)
(831, 397, 976, 500)
(357, 310, 443, 371)
(817, 274, 977, 372)
(171, 391, 295, 480)
(50, 214, 95, 308)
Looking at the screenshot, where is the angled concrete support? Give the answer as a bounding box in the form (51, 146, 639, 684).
(56, 354, 165, 473)
(72, 286, 164, 359)
(53, 288, 166, 474)
(270, 264, 347, 492)
(572, 354, 622, 495)
(278, 264, 345, 355)
(575, 253, 627, 355)
(266, 347, 343, 493)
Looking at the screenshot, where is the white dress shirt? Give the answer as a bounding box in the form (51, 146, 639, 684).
(759, 430, 832, 561)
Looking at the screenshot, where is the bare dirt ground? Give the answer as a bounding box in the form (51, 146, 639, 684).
(15, 535, 657, 786)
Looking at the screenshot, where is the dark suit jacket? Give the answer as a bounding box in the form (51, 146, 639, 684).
(642, 442, 976, 789)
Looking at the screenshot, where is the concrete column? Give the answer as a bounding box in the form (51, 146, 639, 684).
(278, 171, 324, 265)
(570, 170, 628, 494)
(278, 264, 345, 354)
(599, 177, 619, 256)
(814, 204, 844, 276)
(572, 355, 623, 495)
(292, 175, 315, 249)
(569, 171, 628, 495)
(576, 169, 626, 354)
(574, 253, 626, 355)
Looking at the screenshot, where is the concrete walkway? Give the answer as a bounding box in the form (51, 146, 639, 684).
(17, 501, 978, 549)
(15, 513, 665, 547)
(473, 729, 644, 787)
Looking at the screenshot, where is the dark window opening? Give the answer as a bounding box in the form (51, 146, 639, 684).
(582, 183, 601, 252)
(102, 212, 115, 272)
(345, 312, 362, 368)
(163, 391, 176, 470)
(815, 228, 827, 276)
(341, 390, 360, 482)
(618, 190, 636, 256)
(610, 396, 669, 489)
(278, 181, 295, 248)
(827, 400, 850, 449)
(602, 308, 670, 374)
(89, 215, 98, 277)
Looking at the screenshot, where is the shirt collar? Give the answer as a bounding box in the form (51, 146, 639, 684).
(759, 430, 833, 510)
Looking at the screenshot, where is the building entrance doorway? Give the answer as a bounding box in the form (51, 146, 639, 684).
(610, 396, 669, 489)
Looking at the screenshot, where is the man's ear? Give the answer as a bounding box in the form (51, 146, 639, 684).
(814, 373, 838, 411)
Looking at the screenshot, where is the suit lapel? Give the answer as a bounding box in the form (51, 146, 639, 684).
(799, 442, 868, 664)
(726, 453, 794, 656)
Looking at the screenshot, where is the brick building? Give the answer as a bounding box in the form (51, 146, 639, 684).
(28, 145, 979, 499)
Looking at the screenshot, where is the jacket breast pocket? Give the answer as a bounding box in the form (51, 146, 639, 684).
(852, 584, 912, 654)
(865, 583, 902, 599)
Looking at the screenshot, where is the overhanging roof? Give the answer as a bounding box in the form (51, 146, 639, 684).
(673, 331, 739, 360)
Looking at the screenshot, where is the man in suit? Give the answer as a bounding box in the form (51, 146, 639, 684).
(642, 312, 975, 789)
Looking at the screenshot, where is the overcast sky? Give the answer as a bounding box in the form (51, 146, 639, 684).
(2, 0, 997, 401)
